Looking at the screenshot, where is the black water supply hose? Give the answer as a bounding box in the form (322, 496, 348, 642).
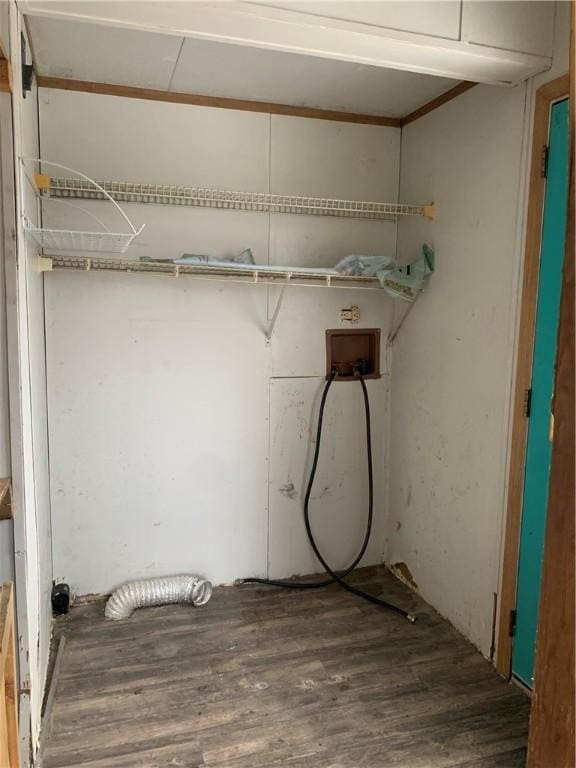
(238, 368, 416, 623)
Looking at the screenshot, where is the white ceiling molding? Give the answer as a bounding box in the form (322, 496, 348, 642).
(19, 1, 552, 86)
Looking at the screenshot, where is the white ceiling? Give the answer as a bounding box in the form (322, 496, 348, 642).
(27, 15, 458, 118)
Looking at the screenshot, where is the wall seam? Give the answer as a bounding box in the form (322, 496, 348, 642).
(383, 123, 404, 565)
(166, 37, 185, 93)
(266, 112, 272, 577)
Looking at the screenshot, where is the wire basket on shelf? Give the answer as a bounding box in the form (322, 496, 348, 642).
(20, 158, 144, 254)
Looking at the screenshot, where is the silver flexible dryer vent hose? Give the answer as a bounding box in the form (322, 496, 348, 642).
(105, 575, 213, 620)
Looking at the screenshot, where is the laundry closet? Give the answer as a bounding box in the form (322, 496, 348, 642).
(0, 2, 572, 766)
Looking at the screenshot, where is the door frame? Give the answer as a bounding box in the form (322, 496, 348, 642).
(496, 73, 569, 678)
(527, 8, 574, 758)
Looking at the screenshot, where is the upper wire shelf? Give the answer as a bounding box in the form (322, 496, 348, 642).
(43, 176, 435, 223)
(21, 160, 145, 254)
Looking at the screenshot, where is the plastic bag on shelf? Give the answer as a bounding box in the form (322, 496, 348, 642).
(176, 247, 255, 266)
(379, 244, 434, 302)
(334, 254, 396, 277)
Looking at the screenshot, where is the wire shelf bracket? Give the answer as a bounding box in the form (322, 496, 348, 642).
(265, 287, 286, 345)
(387, 292, 422, 345)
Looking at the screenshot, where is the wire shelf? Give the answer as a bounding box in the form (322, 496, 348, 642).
(41, 255, 384, 290)
(46, 177, 435, 222)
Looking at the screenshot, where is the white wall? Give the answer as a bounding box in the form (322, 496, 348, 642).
(40, 89, 399, 595)
(387, 82, 528, 656)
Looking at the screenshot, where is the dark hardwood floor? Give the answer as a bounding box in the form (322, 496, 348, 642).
(41, 568, 530, 768)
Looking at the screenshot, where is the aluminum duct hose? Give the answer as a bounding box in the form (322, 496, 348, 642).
(105, 575, 213, 620)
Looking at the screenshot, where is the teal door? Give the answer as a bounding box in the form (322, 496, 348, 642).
(512, 99, 569, 688)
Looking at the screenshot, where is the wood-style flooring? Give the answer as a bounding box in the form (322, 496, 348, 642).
(41, 568, 530, 768)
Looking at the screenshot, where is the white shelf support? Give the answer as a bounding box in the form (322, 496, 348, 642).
(36, 256, 53, 272)
(387, 293, 422, 345)
(265, 286, 287, 345)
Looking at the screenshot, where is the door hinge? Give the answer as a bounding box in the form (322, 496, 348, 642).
(524, 388, 532, 418)
(509, 609, 517, 637)
(540, 145, 550, 178)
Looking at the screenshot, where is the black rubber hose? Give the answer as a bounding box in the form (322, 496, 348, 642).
(239, 371, 415, 622)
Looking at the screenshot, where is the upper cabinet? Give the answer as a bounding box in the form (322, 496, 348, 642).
(253, 2, 463, 40)
(20, 0, 558, 85)
(461, 1, 555, 57)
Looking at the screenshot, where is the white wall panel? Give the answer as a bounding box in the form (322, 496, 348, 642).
(40, 89, 397, 594)
(46, 273, 269, 592)
(269, 216, 397, 271)
(389, 84, 527, 656)
(269, 377, 387, 579)
(270, 116, 399, 200)
(38, 89, 270, 189)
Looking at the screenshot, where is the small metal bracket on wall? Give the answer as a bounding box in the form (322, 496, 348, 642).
(264, 287, 286, 345)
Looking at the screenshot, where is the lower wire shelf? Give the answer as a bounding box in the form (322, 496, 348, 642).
(39, 255, 385, 291)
